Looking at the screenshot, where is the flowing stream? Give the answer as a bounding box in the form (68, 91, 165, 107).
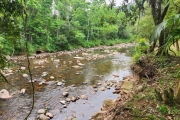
(0, 43, 135, 120)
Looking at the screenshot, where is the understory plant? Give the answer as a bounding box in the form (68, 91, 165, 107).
(133, 38, 149, 62)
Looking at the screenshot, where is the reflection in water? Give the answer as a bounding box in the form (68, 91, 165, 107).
(93, 60, 113, 75)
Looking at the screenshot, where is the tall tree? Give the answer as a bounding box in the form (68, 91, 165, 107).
(121, 0, 171, 55)
(0, 0, 23, 68)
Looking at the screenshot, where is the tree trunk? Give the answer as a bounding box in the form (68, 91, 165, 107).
(156, 30, 166, 55)
(176, 40, 180, 51)
(87, 18, 90, 41)
(149, 0, 170, 55)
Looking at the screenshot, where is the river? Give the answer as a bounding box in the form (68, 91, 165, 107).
(0, 43, 135, 120)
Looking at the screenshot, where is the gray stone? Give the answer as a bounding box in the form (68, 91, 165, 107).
(46, 112, 54, 118)
(115, 86, 121, 90)
(97, 83, 102, 86)
(37, 109, 46, 114)
(39, 114, 50, 120)
(80, 95, 88, 100)
(71, 96, 76, 102)
(94, 88, 98, 92)
(107, 86, 111, 89)
(62, 92, 69, 97)
(66, 98, 71, 102)
(63, 105, 67, 108)
(22, 74, 28, 78)
(57, 82, 63, 86)
(99, 87, 105, 91)
(60, 100, 66, 105)
(93, 85, 97, 88)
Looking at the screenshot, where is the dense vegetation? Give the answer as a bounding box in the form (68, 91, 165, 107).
(0, 0, 135, 57)
(1, 0, 179, 58)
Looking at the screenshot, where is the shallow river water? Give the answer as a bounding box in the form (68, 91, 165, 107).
(0, 43, 134, 120)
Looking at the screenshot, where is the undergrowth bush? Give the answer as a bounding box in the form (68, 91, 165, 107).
(133, 38, 149, 62)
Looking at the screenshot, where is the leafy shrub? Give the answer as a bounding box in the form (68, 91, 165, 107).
(27, 42, 36, 55)
(158, 105, 168, 115)
(75, 31, 86, 45)
(45, 43, 56, 52)
(133, 38, 149, 62)
(67, 44, 74, 50)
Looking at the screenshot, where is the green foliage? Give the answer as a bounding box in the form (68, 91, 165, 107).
(158, 105, 168, 115)
(150, 14, 180, 55)
(133, 38, 149, 62)
(55, 35, 68, 49)
(67, 44, 74, 50)
(0, 0, 135, 58)
(27, 42, 35, 55)
(21, 0, 133, 53)
(135, 6, 155, 39)
(75, 31, 86, 44)
(146, 114, 156, 120)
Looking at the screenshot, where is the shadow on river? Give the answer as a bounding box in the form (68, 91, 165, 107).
(0, 43, 135, 120)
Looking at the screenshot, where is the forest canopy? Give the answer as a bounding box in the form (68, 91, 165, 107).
(0, 0, 135, 57)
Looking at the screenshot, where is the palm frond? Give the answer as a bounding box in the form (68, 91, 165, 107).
(172, 14, 180, 24)
(150, 21, 167, 43)
(171, 28, 180, 37)
(150, 14, 180, 44)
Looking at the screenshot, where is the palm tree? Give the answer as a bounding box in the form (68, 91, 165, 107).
(150, 14, 180, 55)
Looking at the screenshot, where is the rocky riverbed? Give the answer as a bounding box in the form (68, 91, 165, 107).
(0, 43, 135, 120)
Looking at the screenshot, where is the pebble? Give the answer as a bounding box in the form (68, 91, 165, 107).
(39, 114, 50, 120)
(60, 100, 66, 105)
(94, 88, 98, 92)
(81, 95, 88, 100)
(107, 86, 111, 89)
(63, 105, 67, 108)
(93, 85, 97, 88)
(22, 74, 28, 78)
(71, 96, 76, 102)
(37, 109, 46, 114)
(66, 98, 71, 102)
(49, 109, 59, 116)
(42, 74, 47, 77)
(20, 89, 26, 94)
(97, 83, 102, 86)
(20, 67, 26, 70)
(39, 81, 45, 85)
(57, 82, 63, 86)
(113, 90, 121, 94)
(46, 112, 54, 118)
(115, 86, 121, 90)
(50, 76, 54, 79)
(99, 87, 105, 91)
(62, 92, 69, 97)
